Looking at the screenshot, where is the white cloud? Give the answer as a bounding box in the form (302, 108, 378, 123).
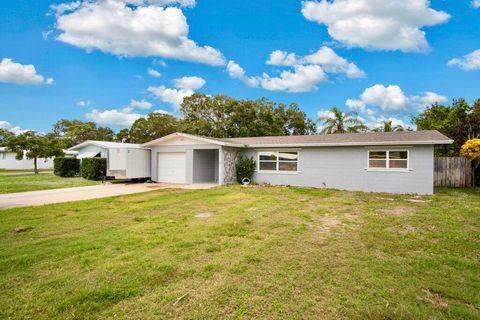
(148, 87, 193, 109)
(127, 0, 196, 7)
(228, 46, 363, 93)
(447, 49, 480, 71)
(346, 84, 448, 113)
(86, 108, 144, 126)
(173, 76, 205, 90)
(152, 109, 171, 114)
(129, 99, 153, 109)
(50, 1, 81, 15)
(77, 100, 91, 107)
(0, 58, 53, 86)
(260, 64, 327, 93)
(266, 50, 298, 66)
(54, 0, 225, 66)
(85, 98, 156, 126)
(302, 0, 450, 52)
(346, 99, 375, 116)
(148, 75, 205, 109)
(317, 109, 334, 119)
(410, 91, 448, 112)
(153, 59, 168, 67)
(472, 0, 480, 8)
(364, 115, 411, 130)
(0, 120, 31, 135)
(227, 61, 327, 93)
(148, 68, 161, 78)
(360, 84, 409, 111)
(266, 47, 365, 78)
(226, 60, 260, 87)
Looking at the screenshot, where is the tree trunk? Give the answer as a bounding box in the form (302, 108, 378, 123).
(34, 157, 38, 174)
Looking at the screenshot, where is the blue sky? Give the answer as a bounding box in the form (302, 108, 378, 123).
(0, 0, 479, 134)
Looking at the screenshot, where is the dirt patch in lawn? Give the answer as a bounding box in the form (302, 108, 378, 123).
(196, 212, 212, 219)
(14, 227, 33, 234)
(377, 206, 417, 216)
(420, 289, 449, 309)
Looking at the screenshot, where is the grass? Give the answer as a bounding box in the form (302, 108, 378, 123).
(0, 186, 478, 319)
(0, 173, 100, 194)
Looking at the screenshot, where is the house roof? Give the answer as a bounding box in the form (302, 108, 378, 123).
(142, 132, 245, 147)
(68, 140, 147, 151)
(142, 130, 453, 148)
(220, 130, 453, 147)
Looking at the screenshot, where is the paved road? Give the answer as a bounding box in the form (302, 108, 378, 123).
(0, 183, 216, 210)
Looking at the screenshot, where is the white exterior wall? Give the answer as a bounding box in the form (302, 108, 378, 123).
(193, 149, 218, 183)
(77, 146, 150, 179)
(108, 148, 127, 170)
(242, 145, 435, 195)
(0, 151, 53, 170)
(126, 148, 151, 179)
(150, 144, 221, 184)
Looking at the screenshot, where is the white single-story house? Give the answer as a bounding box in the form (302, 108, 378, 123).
(67, 130, 452, 194)
(141, 130, 453, 195)
(68, 141, 151, 179)
(0, 147, 77, 170)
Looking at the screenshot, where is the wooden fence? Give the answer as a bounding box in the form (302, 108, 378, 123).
(434, 157, 473, 187)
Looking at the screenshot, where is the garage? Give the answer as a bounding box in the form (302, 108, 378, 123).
(157, 152, 186, 184)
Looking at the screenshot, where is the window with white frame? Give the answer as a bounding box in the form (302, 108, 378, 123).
(0, 152, 5, 160)
(258, 151, 298, 172)
(368, 150, 409, 170)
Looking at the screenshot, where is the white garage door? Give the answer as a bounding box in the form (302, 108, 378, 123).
(157, 152, 186, 183)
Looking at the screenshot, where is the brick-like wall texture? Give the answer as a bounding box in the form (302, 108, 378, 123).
(223, 147, 240, 183)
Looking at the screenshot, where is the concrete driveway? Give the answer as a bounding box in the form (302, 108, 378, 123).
(0, 182, 217, 210)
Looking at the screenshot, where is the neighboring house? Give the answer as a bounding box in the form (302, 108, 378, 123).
(0, 147, 77, 170)
(142, 131, 453, 195)
(68, 141, 151, 179)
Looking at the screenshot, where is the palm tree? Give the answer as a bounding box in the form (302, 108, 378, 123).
(319, 107, 366, 134)
(372, 120, 404, 132)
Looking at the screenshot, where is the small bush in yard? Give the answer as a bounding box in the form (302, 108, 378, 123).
(236, 156, 256, 183)
(54, 157, 80, 177)
(81, 158, 107, 180)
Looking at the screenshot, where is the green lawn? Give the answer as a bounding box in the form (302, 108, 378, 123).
(0, 173, 100, 194)
(0, 186, 478, 319)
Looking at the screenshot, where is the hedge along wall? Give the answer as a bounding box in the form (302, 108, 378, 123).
(81, 158, 107, 180)
(54, 157, 80, 177)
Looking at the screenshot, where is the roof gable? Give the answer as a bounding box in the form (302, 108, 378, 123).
(142, 132, 243, 147)
(68, 140, 146, 151)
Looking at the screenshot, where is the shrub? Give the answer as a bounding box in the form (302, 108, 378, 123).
(54, 157, 80, 177)
(81, 158, 107, 180)
(236, 156, 256, 183)
(460, 139, 480, 186)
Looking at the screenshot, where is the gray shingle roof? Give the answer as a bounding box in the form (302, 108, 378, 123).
(219, 130, 453, 147)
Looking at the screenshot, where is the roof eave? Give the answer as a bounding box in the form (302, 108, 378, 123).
(245, 140, 454, 148)
(142, 132, 245, 148)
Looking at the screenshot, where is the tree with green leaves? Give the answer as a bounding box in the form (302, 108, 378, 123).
(319, 107, 366, 134)
(129, 112, 179, 143)
(6, 131, 65, 173)
(413, 98, 480, 156)
(52, 119, 115, 147)
(115, 128, 131, 143)
(0, 128, 14, 146)
(180, 94, 316, 138)
(372, 120, 405, 132)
